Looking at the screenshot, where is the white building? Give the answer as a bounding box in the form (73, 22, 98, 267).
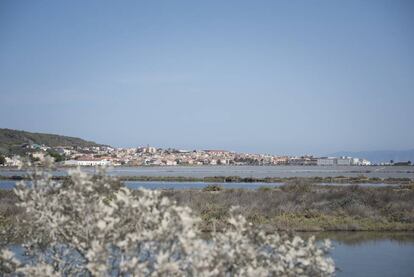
(55, 147, 71, 155)
(360, 159, 372, 166)
(317, 157, 336, 166)
(64, 158, 112, 166)
(337, 157, 352, 166)
(140, 146, 157, 154)
(5, 156, 23, 167)
(32, 152, 46, 160)
(218, 159, 228, 165)
(165, 160, 177, 166)
(317, 157, 371, 166)
(351, 158, 372, 166)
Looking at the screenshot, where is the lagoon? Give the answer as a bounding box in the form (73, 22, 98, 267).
(327, 233, 414, 277)
(6, 232, 414, 276)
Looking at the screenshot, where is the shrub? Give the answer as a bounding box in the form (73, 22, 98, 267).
(202, 184, 223, 192)
(257, 186, 273, 192)
(0, 155, 5, 165)
(0, 160, 334, 276)
(281, 181, 313, 193)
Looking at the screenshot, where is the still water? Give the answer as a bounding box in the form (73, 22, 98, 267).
(1, 165, 414, 178)
(0, 180, 286, 190)
(315, 232, 414, 277)
(333, 239, 414, 276)
(6, 232, 414, 276)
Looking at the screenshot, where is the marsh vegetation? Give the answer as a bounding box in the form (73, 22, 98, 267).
(0, 163, 335, 276)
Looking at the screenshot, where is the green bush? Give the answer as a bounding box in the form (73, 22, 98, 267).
(0, 155, 5, 165)
(257, 186, 273, 191)
(203, 184, 223, 192)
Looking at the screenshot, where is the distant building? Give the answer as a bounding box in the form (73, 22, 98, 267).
(149, 159, 163, 166)
(317, 157, 337, 166)
(317, 156, 371, 166)
(32, 152, 46, 160)
(352, 158, 361, 165)
(360, 159, 372, 166)
(337, 157, 352, 166)
(210, 159, 217, 165)
(218, 159, 228, 165)
(165, 160, 177, 166)
(289, 156, 317, 166)
(138, 146, 157, 154)
(55, 147, 71, 155)
(393, 161, 412, 166)
(64, 156, 112, 166)
(204, 150, 229, 155)
(351, 158, 372, 166)
(5, 156, 23, 167)
(30, 144, 42, 150)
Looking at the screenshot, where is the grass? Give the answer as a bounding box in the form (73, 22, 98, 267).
(202, 184, 223, 192)
(161, 183, 414, 231)
(1, 183, 414, 240)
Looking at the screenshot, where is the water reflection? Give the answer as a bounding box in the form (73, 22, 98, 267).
(6, 232, 414, 277)
(298, 232, 414, 277)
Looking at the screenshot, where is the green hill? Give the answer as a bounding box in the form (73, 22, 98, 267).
(0, 128, 106, 155)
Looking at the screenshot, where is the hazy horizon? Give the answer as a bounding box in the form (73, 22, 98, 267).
(1, 1, 413, 156)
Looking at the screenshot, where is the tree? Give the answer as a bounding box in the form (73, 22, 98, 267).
(0, 155, 5, 165)
(29, 154, 40, 163)
(1, 161, 334, 276)
(46, 150, 64, 163)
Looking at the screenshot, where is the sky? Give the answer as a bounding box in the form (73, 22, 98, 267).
(1, 0, 413, 155)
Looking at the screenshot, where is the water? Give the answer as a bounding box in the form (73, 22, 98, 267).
(0, 180, 16, 189)
(124, 181, 284, 190)
(6, 232, 414, 276)
(292, 232, 414, 276)
(329, 233, 414, 277)
(332, 240, 414, 277)
(1, 165, 414, 178)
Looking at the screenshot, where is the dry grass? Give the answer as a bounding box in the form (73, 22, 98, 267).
(1, 183, 414, 236)
(161, 183, 414, 231)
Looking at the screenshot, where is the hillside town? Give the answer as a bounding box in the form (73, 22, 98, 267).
(0, 143, 378, 167)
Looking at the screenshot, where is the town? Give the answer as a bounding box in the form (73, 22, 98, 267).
(0, 143, 376, 167)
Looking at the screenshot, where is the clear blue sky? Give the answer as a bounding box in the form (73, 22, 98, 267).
(1, 0, 413, 155)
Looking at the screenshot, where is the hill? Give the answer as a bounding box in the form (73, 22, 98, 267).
(0, 128, 106, 155)
(329, 149, 414, 164)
